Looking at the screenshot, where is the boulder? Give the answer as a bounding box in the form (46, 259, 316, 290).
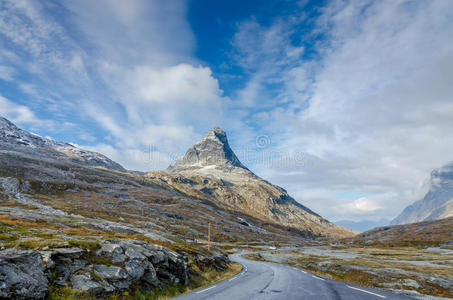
(93, 264, 132, 290)
(71, 274, 103, 295)
(0, 250, 48, 299)
(195, 251, 230, 272)
(142, 263, 159, 287)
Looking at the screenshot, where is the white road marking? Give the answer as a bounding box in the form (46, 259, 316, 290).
(228, 276, 238, 282)
(347, 286, 386, 298)
(196, 285, 217, 294)
(312, 275, 325, 281)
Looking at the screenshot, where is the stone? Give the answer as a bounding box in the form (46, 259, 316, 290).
(97, 243, 126, 263)
(150, 250, 168, 266)
(142, 263, 159, 287)
(93, 264, 132, 290)
(0, 250, 48, 299)
(401, 279, 420, 289)
(52, 247, 84, 259)
(124, 247, 146, 260)
(93, 264, 129, 281)
(71, 274, 103, 295)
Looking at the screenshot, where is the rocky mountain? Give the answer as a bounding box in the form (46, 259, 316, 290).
(391, 161, 453, 225)
(168, 127, 248, 172)
(0, 117, 125, 171)
(150, 127, 354, 238)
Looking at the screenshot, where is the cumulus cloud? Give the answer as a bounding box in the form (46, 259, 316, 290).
(131, 64, 223, 105)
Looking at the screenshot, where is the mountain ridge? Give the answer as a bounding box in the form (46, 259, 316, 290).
(0, 116, 125, 172)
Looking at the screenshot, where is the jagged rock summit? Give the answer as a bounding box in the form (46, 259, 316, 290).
(0, 116, 125, 172)
(391, 161, 453, 225)
(168, 127, 248, 173)
(156, 127, 355, 238)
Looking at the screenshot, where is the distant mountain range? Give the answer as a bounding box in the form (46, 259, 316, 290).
(335, 218, 391, 232)
(391, 161, 453, 225)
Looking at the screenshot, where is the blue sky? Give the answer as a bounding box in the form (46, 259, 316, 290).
(1, 0, 453, 223)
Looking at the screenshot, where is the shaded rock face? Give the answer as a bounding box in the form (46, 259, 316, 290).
(392, 161, 453, 225)
(0, 241, 230, 298)
(168, 127, 248, 172)
(0, 116, 125, 172)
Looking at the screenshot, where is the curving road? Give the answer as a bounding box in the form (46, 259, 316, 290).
(174, 254, 414, 300)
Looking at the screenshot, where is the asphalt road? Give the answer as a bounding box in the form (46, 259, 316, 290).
(174, 253, 415, 300)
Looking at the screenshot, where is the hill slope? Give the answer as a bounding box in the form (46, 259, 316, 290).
(347, 217, 453, 247)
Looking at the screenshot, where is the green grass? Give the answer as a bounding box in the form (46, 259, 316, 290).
(68, 240, 100, 251)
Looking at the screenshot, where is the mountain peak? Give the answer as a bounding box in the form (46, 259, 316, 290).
(168, 127, 248, 172)
(0, 117, 16, 129)
(210, 126, 226, 135)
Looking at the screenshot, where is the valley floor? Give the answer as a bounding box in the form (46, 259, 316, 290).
(243, 246, 453, 299)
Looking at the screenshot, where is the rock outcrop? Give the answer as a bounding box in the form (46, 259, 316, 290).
(0, 240, 229, 299)
(392, 161, 453, 225)
(0, 250, 48, 299)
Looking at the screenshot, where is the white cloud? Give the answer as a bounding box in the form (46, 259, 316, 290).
(232, 0, 453, 221)
(82, 143, 175, 171)
(0, 94, 52, 128)
(343, 197, 382, 213)
(132, 64, 223, 105)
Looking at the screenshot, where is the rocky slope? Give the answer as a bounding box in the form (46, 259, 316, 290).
(152, 127, 354, 238)
(392, 161, 453, 225)
(346, 216, 453, 247)
(0, 117, 125, 171)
